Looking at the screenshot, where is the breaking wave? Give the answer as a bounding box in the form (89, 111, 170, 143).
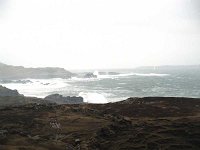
(98, 72, 169, 78)
(69, 72, 170, 81)
(0, 71, 170, 102)
(79, 92, 108, 104)
(1, 78, 69, 98)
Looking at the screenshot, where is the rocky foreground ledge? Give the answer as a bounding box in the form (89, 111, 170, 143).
(0, 97, 200, 150)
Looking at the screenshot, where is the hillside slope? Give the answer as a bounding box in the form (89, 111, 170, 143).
(0, 97, 199, 150)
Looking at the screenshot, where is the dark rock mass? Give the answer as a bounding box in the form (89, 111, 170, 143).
(83, 73, 97, 78)
(44, 94, 84, 104)
(0, 85, 21, 97)
(0, 85, 49, 108)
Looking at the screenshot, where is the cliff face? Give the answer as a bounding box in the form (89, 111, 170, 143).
(0, 62, 73, 79)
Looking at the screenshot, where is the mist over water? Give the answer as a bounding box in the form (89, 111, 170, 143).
(2, 68, 200, 103)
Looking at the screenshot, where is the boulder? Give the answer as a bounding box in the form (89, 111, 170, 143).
(83, 73, 97, 78)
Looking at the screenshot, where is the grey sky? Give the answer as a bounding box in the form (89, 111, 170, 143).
(0, 0, 200, 69)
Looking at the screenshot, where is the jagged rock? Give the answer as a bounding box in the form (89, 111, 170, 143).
(83, 73, 97, 78)
(44, 94, 84, 104)
(0, 88, 49, 108)
(0, 85, 21, 97)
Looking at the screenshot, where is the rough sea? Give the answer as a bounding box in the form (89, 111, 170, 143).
(1, 68, 200, 103)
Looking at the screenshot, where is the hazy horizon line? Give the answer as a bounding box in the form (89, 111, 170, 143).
(1, 61, 200, 71)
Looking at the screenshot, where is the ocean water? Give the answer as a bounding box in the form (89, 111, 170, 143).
(1, 69, 200, 103)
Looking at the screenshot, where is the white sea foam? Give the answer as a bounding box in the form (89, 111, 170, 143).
(69, 77, 100, 81)
(0, 72, 170, 101)
(118, 82, 126, 85)
(68, 72, 169, 82)
(97, 72, 169, 79)
(93, 70, 99, 77)
(1, 78, 69, 98)
(133, 73, 169, 77)
(78, 92, 108, 104)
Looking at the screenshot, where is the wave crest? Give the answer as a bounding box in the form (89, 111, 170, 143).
(79, 92, 108, 104)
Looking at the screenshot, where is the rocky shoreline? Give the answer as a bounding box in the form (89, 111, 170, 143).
(0, 80, 200, 150)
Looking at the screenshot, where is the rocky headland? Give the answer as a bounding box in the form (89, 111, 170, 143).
(0, 62, 73, 80)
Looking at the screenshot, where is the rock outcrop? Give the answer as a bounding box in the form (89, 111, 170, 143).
(0, 85, 21, 97)
(0, 85, 50, 107)
(83, 73, 97, 78)
(44, 94, 84, 104)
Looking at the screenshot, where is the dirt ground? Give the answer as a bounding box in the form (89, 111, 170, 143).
(0, 97, 200, 150)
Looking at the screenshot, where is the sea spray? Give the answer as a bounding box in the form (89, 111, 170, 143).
(79, 92, 108, 104)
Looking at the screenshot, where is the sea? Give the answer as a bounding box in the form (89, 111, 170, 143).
(1, 67, 200, 103)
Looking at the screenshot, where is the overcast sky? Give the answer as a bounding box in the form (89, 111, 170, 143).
(0, 0, 200, 69)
